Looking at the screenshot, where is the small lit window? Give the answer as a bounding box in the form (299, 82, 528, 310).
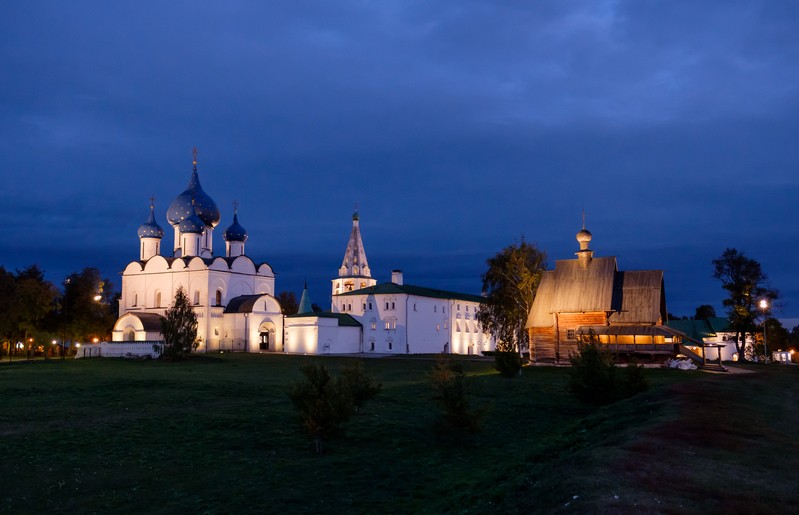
(371, 322, 376, 330)
(385, 321, 390, 330)
(436, 324, 440, 331)
(567, 329, 576, 340)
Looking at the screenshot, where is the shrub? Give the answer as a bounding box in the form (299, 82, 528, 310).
(568, 332, 649, 405)
(569, 339, 618, 405)
(621, 361, 649, 397)
(287, 364, 353, 454)
(429, 355, 485, 441)
(340, 360, 381, 414)
(494, 350, 523, 378)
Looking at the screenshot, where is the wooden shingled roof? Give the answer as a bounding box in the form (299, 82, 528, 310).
(525, 256, 666, 328)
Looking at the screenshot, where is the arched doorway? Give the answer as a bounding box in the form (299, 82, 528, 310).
(258, 321, 276, 352)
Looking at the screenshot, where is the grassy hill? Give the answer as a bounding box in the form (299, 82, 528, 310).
(0, 355, 796, 513)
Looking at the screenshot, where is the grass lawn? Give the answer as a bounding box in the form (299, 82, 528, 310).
(0, 355, 796, 514)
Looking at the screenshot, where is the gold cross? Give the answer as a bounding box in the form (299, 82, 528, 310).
(192, 146, 199, 166)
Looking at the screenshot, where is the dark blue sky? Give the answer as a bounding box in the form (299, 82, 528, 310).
(2, 1, 798, 322)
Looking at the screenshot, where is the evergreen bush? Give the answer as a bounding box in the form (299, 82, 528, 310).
(429, 355, 485, 441)
(287, 364, 353, 454)
(494, 350, 523, 378)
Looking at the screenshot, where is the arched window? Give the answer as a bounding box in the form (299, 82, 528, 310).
(123, 328, 135, 342)
(193, 290, 200, 305)
(155, 291, 161, 308)
(132, 293, 138, 307)
(215, 289, 222, 306)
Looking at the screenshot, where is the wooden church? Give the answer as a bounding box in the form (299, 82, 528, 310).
(525, 223, 681, 363)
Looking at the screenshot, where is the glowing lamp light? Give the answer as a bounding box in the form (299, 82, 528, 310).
(759, 299, 768, 310)
(75, 343, 80, 348)
(92, 338, 99, 343)
(52, 340, 57, 345)
(94, 294, 102, 302)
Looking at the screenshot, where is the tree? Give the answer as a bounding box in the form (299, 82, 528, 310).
(755, 317, 788, 356)
(477, 240, 546, 360)
(0, 266, 19, 357)
(287, 364, 353, 454)
(694, 305, 716, 320)
(276, 291, 299, 315)
(160, 286, 198, 360)
(788, 325, 799, 352)
(712, 248, 777, 362)
(15, 265, 57, 355)
(63, 268, 117, 343)
(340, 360, 381, 414)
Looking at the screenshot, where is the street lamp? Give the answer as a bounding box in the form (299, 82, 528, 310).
(759, 299, 769, 364)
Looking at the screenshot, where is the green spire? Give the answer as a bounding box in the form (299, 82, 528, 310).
(297, 283, 313, 314)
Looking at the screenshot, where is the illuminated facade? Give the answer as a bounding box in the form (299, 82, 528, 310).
(329, 215, 494, 355)
(110, 157, 491, 356)
(112, 157, 284, 351)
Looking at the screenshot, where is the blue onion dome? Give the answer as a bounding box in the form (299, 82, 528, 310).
(166, 165, 221, 228)
(178, 203, 206, 234)
(137, 202, 164, 239)
(223, 211, 248, 242)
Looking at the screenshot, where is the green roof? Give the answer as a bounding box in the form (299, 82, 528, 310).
(285, 312, 362, 327)
(666, 318, 731, 340)
(335, 282, 484, 303)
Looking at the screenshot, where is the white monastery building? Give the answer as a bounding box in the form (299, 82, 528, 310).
(110, 155, 494, 356)
(285, 212, 494, 355)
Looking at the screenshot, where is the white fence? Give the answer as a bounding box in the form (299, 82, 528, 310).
(74, 341, 163, 359)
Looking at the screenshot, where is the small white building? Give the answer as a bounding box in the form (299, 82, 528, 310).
(112, 157, 284, 352)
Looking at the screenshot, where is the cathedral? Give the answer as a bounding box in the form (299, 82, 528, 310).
(112, 156, 284, 352)
(109, 155, 494, 356)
